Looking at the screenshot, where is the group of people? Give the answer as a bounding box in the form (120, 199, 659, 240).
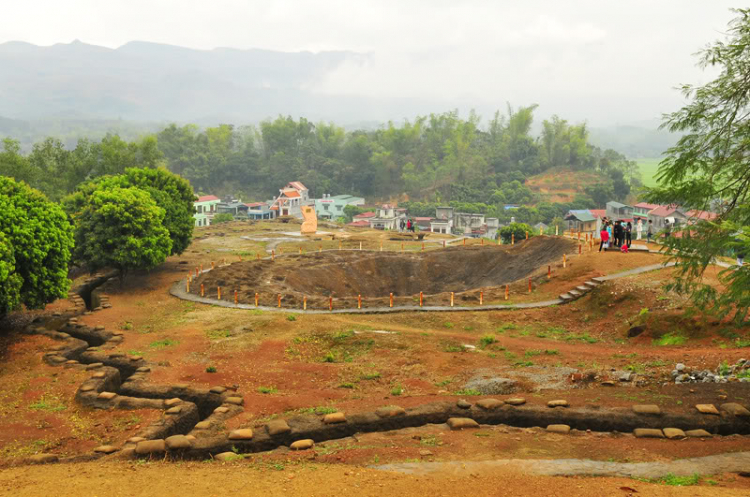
(400, 219, 416, 233)
(599, 217, 653, 253)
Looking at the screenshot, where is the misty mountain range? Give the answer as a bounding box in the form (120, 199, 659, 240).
(0, 40, 676, 156)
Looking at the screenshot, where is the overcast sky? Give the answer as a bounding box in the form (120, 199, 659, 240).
(0, 0, 740, 126)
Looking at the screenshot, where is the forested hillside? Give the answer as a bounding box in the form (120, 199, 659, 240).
(0, 108, 640, 225)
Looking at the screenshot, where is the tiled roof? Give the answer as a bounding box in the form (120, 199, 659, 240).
(354, 211, 377, 219)
(287, 181, 307, 191)
(649, 205, 682, 218)
(347, 220, 370, 227)
(634, 202, 661, 211)
(197, 195, 220, 202)
(283, 190, 301, 198)
(687, 210, 718, 221)
(245, 202, 265, 208)
(589, 209, 606, 219)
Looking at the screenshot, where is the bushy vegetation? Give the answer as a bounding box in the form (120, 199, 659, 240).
(0, 177, 74, 316)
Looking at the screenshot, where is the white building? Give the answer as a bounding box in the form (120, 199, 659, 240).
(270, 181, 310, 218)
(369, 204, 405, 230)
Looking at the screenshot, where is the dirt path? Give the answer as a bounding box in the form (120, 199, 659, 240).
(1, 460, 748, 496)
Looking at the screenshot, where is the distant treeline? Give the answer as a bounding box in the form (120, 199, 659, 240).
(0, 108, 640, 210)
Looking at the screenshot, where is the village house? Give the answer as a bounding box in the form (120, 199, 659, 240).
(369, 204, 404, 230)
(648, 205, 688, 229)
(314, 194, 365, 221)
(270, 181, 310, 218)
(193, 195, 220, 227)
(606, 201, 634, 221)
(633, 202, 660, 219)
(246, 202, 275, 220)
(216, 196, 249, 216)
(564, 210, 597, 234)
(414, 217, 434, 231)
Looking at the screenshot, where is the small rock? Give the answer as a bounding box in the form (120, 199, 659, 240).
(323, 412, 346, 424)
(505, 398, 526, 406)
(209, 386, 227, 394)
(92, 372, 106, 379)
(193, 421, 211, 430)
(456, 400, 471, 409)
(546, 424, 571, 434)
(601, 380, 616, 387)
(446, 418, 479, 430)
(676, 363, 686, 372)
(376, 406, 406, 418)
(135, 440, 166, 455)
(228, 429, 254, 440)
(547, 400, 569, 408)
(632, 404, 661, 415)
(619, 372, 633, 382)
(685, 429, 712, 438)
(165, 406, 182, 415)
(267, 419, 291, 436)
(476, 398, 504, 410)
(165, 435, 192, 450)
(214, 406, 229, 414)
(97, 392, 116, 400)
(214, 452, 241, 461)
(28, 454, 59, 464)
(225, 396, 244, 406)
(93, 445, 118, 454)
(633, 428, 664, 438)
(85, 363, 103, 370)
(164, 398, 181, 408)
(127, 437, 147, 444)
(695, 404, 720, 415)
(419, 449, 433, 457)
(290, 439, 314, 451)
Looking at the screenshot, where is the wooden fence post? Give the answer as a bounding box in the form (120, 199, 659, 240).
(234, 290, 238, 304)
(200, 284, 204, 297)
(450, 292, 454, 307)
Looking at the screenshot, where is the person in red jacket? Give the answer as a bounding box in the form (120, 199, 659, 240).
(599, 225, 609, 252)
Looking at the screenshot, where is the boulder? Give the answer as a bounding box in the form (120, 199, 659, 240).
(228, 429, 254, 440)
(476, 398, 504, 410)
(267, 419, 291, 436)
(721, 403, 750, 417)
(447, 418, 479, 430)
(290, 439, 315, 451)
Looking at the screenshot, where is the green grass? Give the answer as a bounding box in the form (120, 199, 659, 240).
(257, 386, 277, 394)
(391, 385, 404, 396)
(479, 335, 497, 348)
(149, 338, 179, 349)
(444, 344, 467, 353)
(29, 395, 66, 412)
(361, 371, 381, 380)
(286, 314, 297, 322)
(653, 332, 688, 346)
(291, 406, 338, 415)
(635, 158, 663, 187)
(338, 382, 355, 389)
(205, 366, 217, 373)
(641, 473, 702, 486)
(454, 389, 482, 396)
(524, 349, 542, 357)
(206, 329, 231, 339)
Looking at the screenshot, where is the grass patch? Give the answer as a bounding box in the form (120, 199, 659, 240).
(444, 343, 467, 353)
(653, 332, 687, 346)
(625, 363, 646, 374)
(479, 335, 497, 348)
(206, 329, 231, 339)
(454, 389, 482, 396)
(443, 322, 454, 329)
(391, 385, 404, 396)
(524, 349, 542, 357)
(286, 314, 297, 322)
(29, 395, 66, 412)
(545, 349, 559, 355)
(641, 473, 702, 486)
(291, 406, 338, 415)
(205, 365, 217, 373)
(257, 386, 277, 394)
(514, 360, 534, 367)
(338, 382, 355, 389)
(149, 338, 179, 349)
(361, 371, 381, 380)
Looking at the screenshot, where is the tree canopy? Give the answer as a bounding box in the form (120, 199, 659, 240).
(0, 177, 74, 315)
(647, 8, 750, 324)
(68, 185, 172, 276)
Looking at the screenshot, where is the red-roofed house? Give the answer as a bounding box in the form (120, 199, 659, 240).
(194, 195, 221, 227)
(271, 181, 311, 218)
(633, 202, 661, 218)
(687, 210, 718, 222)
(354, 211, 376, 220)
(648, 205, 687, 229)
(347, 220, 371, 228)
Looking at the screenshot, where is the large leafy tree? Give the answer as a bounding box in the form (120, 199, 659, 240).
(647, 8, 750, 324)
(0, 177, 74, 315)
(65, 167, 195, 255)
(69, 185, 172, 276)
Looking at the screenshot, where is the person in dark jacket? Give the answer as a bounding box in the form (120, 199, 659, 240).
(613, 221, 623, 247)
(625, 221, 632, 248)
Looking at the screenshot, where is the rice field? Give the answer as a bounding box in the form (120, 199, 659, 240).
(635, 157, 663, 187)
